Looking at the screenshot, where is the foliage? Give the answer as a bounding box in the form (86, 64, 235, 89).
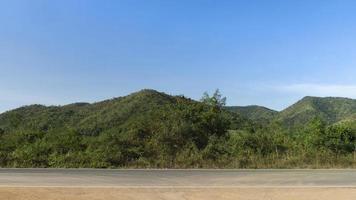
(277, 96, 356, 129)
(0, 89, 355, 168)
(226, 105, 277, 124)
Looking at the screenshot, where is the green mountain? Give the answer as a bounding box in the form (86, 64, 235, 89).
(0, 91, 355, 168)
(226, 105, 277, 123)
(0, 89, 249, 135)
(0, 89, 250, 168)
(226, 96, 356, 129)
(0, 90, 184, 131)
(277, 96, 356, 128)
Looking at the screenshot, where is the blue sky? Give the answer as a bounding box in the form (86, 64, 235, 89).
(1, 0, 356, 112)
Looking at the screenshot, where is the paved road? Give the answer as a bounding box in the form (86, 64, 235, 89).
(0, 169, 356, 187)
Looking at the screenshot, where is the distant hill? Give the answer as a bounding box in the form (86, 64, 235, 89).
(226, 105, 277, 123)
(0, 90, 180, 131)
(277, 96, 356, 128)
(3, 93, 355, 131)
(226, 96, 356, 129)
(0, 89, 250, 135)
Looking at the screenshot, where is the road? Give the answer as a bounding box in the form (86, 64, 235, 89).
(1, 169, 356, 187)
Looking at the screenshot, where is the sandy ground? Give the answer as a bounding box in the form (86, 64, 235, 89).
(1, 169, 356, 187)
(1, 187, 356, 200)
(1, 170, 356, 199)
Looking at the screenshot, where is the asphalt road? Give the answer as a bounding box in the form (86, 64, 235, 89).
(0, 169, 356, 187)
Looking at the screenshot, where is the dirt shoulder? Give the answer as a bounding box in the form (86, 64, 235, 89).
(1, 187, 356, 200)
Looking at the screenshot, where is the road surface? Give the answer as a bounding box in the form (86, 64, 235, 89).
(0, 169, 356, 187)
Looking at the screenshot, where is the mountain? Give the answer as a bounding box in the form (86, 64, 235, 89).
(226, 105, 277, 123)
(4, 93, 355, 132)
(277, 96, 356, 128)
(0, 89, 252, 168)
(226, 96, 356, 129)
(0, 89, 249, 135)
(0, 90, 180, 130)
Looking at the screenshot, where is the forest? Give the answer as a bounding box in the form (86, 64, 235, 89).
(0, 89, 355, 168)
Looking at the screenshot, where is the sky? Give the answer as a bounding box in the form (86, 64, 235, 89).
(1, 0, 356, 113)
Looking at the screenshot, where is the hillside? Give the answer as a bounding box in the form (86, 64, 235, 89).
(227, 96, 356, 129)
(0, 89, 250, 135)
(0, 89, 250, 168)
(277, 96, 356, 128)
(226, 105, 277, 123)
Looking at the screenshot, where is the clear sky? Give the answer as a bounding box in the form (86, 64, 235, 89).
(1, 0, 356, 113)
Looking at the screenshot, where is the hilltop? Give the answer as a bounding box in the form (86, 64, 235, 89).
(0, 89, 250, 135)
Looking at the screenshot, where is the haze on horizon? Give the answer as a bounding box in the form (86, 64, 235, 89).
(1, 0, 356, 113)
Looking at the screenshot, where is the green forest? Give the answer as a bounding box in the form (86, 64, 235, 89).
(0, 89, 355, 168)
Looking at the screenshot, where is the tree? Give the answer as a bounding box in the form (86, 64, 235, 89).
(302, 118, 326, 151)
(323, 125, 355, 154)
(201, 89, 227, 108)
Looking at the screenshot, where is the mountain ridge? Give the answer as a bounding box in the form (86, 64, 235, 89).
(2, 90, 356, 129)
(225, 105, 278, 123)
(227, 96, 356, 128)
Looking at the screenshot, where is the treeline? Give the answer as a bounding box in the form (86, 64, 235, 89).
(0, 90, 355, 168)
(228, 119, 356, 168)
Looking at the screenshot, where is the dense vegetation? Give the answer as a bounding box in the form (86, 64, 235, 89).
(277, 96, 356, 130)
(226, 105, 277, 124)
(0, 89, 355, 168)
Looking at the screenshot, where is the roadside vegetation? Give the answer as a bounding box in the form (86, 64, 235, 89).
(0, 89, 355, 168)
